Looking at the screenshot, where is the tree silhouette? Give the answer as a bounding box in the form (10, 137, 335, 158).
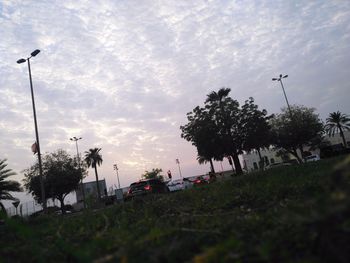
(0, 159, 22, 215)
(23, 150, 83, 214)
(241, 97, 272, 169)
(325, 111, 350, 148)
(84, 148, 103, 200)
(270, 105, 324, 162)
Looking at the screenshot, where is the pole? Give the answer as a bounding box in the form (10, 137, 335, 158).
(279, 79, 292, 117)
(176, 160, 183, 179)
(73, 138, 86, 209)
(27, 58, 47, 213)
(114, 164, 121, 189)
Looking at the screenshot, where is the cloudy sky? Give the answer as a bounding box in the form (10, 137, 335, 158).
(1, 0, 349, 202)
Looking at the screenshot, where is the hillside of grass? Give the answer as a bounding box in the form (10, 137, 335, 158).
(1, 156, 349, 263)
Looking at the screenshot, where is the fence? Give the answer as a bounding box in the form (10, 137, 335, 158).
(6, 199, 62, 217)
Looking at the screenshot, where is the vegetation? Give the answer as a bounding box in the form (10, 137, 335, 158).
(181, 88, 271, 174)
(325, 111, 350, 148)
(84, 148, 103, 200)
(1, 156, 349, 262)
(270, 105, 324, 162)
(142, 168, 163, 180)
(0, 159, 22, 215)
(23, 150, 83, 214)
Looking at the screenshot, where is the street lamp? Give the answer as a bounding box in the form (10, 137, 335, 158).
(175, 158, 183, 178)
(17, 49, 47, 213)
(272, 74, 292, 117)
(113, 164, 121, 189)
(70, 136, 86, 208)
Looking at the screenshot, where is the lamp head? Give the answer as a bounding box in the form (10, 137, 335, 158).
(31, 49, 40, 57)
(17, 58, 26, 64)
(283, 75, 288, 78)
(272, 78, 277, 81)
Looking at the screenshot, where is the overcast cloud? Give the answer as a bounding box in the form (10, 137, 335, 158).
(1, 0, 349, 203)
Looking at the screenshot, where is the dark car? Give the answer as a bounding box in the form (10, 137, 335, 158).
(125, 178, 169, 200)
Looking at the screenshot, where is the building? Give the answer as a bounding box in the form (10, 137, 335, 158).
(242, 148, 283, 172)
(75, 179, 107, 203)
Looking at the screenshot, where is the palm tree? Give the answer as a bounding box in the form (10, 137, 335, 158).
(205, 87, 231, 106)
(325, 111, 350, 148)
(84, 148, 103, 200)
(0, 159, 22, 215)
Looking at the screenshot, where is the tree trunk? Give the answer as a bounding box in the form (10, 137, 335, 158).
(339, 126, 347, 148)
(0, 202, 7, 217)
(232, 153, 243, 175)
(257, 148, 264, 170)
(298, 145, 305, 162)
(209, 159, 215, 173)
(291, 148, 303, 163)
(94, 166, 101, 200)
(58, 197, 65, 214)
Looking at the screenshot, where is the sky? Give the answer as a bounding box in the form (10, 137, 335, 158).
(1, 0, 350, 204)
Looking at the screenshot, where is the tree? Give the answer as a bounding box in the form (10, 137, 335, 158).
(0, 159, 22, 215)
(23, 150, 83, 214)
(181, 106, 223, 173)
(241, 97, 272, 169)
(204, 88, 243, 174)
(84, 148, 103, 200)
(325, 111, 350, 148)
(142, 168, 163, 181)
(270, 105, 324, 163)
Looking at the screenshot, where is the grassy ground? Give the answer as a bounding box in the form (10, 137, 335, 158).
(1, 156, 350, 263)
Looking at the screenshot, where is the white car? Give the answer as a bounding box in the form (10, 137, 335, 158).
(304, 155, 320, 162)
(166, 179, 184, 192)
(167, 178, 194, 191)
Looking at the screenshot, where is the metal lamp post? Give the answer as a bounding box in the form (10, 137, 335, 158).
(113, 164, 121, 189)
(272, 74, 292, 117)
(17, 49, 47, 213)
(70, 136, 86, 208)
(175, 158, 183, 178)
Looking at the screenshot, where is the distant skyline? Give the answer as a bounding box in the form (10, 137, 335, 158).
(1, 1, 350, 204)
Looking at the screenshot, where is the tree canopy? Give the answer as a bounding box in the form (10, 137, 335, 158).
(84, 148, 103, 200)
(181, 88, 271, 174)
(270, 105, 324, 162)
(325, 111, 350, 148)
(23, 149, 84, 213)
(142, 168, 163, 181)
(0, 159, 22, 214)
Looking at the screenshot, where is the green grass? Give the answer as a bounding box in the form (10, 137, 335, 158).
(1, 156, 350, 263)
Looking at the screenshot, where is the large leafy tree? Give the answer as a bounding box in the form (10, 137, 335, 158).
(325, 111, 350, 148)
(0, 159, 22, 215)
(241, 97, 272, 168)
(205, 88, 243, 174)
(181, 88, 244, 174)
(23, 150, 83, 214)
(142, 168, 163, 181)
(84, 148, 103, 200)
(270, 105, 324, 163)
(181, 106, 223, 173)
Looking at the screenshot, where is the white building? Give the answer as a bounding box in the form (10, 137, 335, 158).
(242, 131, 350, 172)
(242, 148, 283, 172)
(75, 179, 107, 203)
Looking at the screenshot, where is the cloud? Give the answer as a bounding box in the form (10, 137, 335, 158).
(1, 0, 350, 204)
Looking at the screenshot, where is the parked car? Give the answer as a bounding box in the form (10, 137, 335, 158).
(125, 178, 169, 200)
(192, 176, 209, 186)
(264, 162, 291, 170)
(304, 154, 320, 162)
(167, 179, 184, 192)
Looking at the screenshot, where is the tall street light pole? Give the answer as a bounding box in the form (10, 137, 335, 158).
(113, 164, 121, 189)
(17, 49, 47, 213)
(70, 136, 86, 209)
(272, 74, 292, 117)
(175, 158, 183, 179)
